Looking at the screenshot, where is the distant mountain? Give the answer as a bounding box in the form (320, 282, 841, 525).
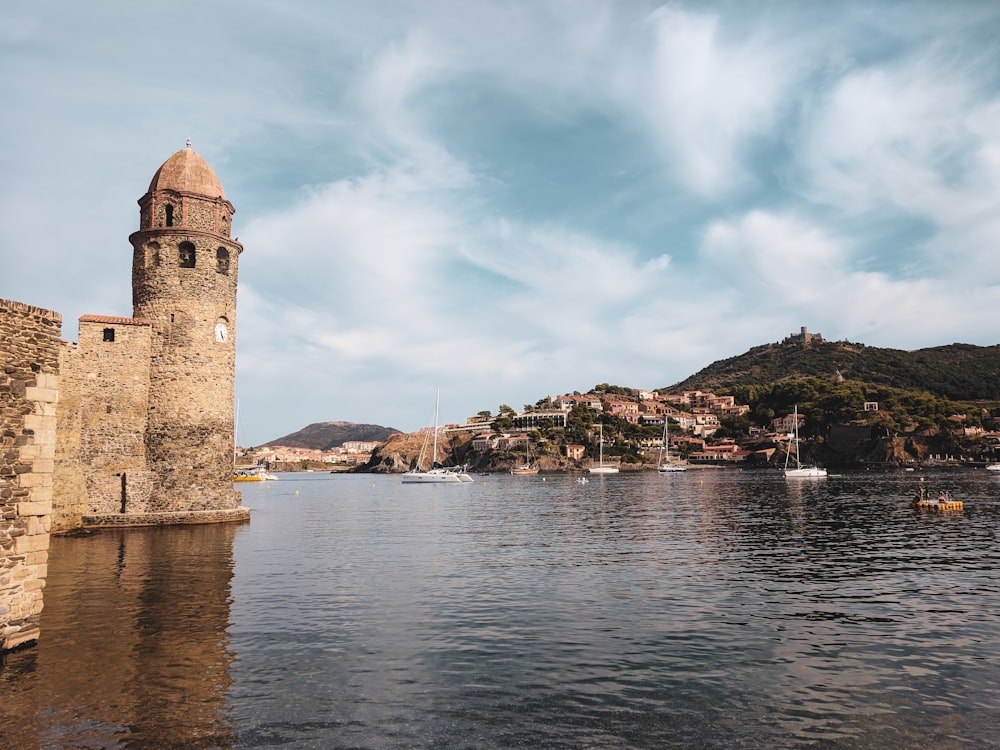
(263, 421, 401, 450)
(668, 339, 1000, 401)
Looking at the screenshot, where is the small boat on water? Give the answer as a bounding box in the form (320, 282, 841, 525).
(911, 486, 963, 511)
(987, 463, 1000, 473)
(511, 439, 540, 475)
(784, 405, 827, 479)
(402, 390, 472, 484)
(588, 424, 620, 474)
(657, 414, 686, 473)
(234, 466, 276, 482)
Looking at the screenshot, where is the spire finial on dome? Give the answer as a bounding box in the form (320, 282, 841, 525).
(185, 138, 192, 149)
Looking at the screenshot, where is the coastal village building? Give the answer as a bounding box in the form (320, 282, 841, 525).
(772, 411, 806, 434)
(512, 409, 568, 431)
(252, 443, 376, 466)
(448, 389, 750, 440)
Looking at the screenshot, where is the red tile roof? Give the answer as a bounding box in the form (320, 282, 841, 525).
(79, 315, 150, 326)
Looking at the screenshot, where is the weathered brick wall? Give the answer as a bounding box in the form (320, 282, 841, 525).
(1, 299, 60, 651)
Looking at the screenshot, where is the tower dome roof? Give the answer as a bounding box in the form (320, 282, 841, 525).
(147, 140, 226, 198)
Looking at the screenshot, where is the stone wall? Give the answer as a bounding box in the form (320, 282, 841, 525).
(75, 317, 152, 514)
(130, 200, 241, 513)
(1, 299, 60, 651)
(51, 341, 86, 532)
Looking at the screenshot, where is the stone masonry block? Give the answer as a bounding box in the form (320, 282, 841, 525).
(24, 386, 58, 403)
(26, 486, 52, 502)
(16, 473, 45, 489)
(22, 414, 44, 431)
(35, 401, 57, 418)
(12, 533, 49, 554)
(28, 458, 54, 475)
(17, 501, 53, 517)
(25, 552, 48, 567)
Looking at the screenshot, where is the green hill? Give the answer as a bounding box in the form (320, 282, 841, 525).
(264, 421, 400, 450)
(668, 339, 1000, 401)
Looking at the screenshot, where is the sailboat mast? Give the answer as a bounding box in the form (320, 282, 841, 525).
(432, 388, 440, 467)
(794, 405, 801, 469)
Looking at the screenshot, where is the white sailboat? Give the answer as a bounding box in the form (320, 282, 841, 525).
(784, 405, 827, 478)
(511, 438, 539, 475)
(588, 423, 619, 474)
(402, 390, 472, 484)
(232, 398, 278, 481)
(657, 414, 687, 473)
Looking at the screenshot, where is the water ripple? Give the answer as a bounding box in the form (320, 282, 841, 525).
(5, 470, 1000, 748)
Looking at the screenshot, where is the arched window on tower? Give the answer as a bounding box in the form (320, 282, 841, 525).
(217, 247, 230, 275)
(165, 204, 175, 227)
(179, 241, 196, 268)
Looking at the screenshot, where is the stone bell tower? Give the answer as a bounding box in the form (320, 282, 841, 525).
(129, 141, 244, 512)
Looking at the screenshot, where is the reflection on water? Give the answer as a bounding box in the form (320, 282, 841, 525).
(1, 524, 240, 750)
(2, 470, 1000, 748)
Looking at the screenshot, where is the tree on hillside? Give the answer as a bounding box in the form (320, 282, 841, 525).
(493, 414, 514, 433)
(565, 404, 595, 445)
(591, 383, 633, 397)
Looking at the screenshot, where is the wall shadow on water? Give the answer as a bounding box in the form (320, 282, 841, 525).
(0, 522, 242, 750)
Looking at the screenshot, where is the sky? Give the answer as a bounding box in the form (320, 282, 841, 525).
(3, 1, 1000, 446)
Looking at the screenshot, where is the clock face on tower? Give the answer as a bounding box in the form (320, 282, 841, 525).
(214, 322, 228, 342)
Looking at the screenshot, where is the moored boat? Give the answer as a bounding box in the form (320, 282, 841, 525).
(657, 414, 687, 474)
(402, 390, 472, 484)
(234, 466, 270, 482)
(511, 439, 540, 475)
(588, 424, 620, 475)
(911, 486, 963, 511)
(784, 405, 827, 479)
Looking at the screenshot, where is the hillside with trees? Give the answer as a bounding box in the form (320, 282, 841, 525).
(661, 338, 1000, 465)
(263, 421, 400, 451)
(270, 337, 1000, 470)
(669, 339, 1000, 401)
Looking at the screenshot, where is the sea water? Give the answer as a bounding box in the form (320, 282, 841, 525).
(2, 469, 999, 749)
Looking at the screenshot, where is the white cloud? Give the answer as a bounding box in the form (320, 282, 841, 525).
(701, 211, 845, 303)
(5, 0, 1000, 444)
(632, 6, 800, 196)
(793, 47, 1000, 281)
